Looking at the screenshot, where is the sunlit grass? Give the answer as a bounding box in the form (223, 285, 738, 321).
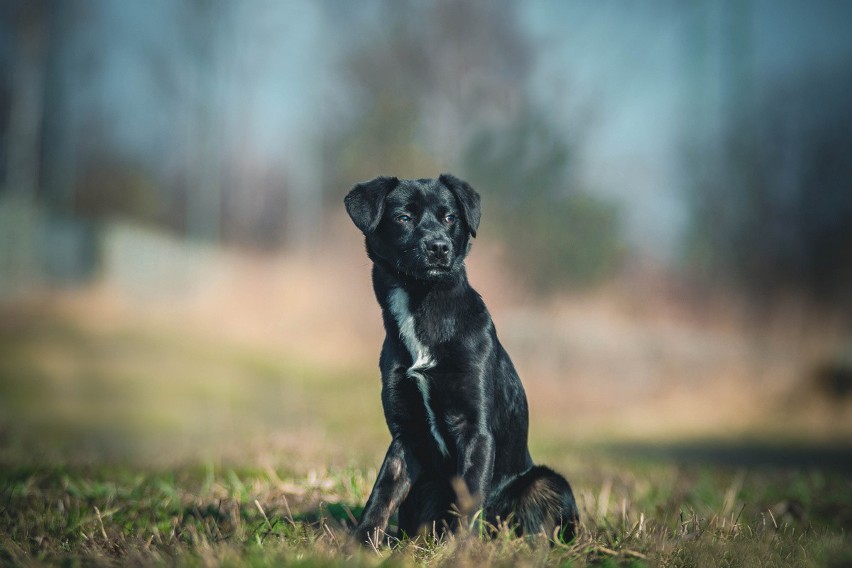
(0, 303, 385, 468)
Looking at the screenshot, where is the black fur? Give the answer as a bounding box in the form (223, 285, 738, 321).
(345, 174, 579, 543)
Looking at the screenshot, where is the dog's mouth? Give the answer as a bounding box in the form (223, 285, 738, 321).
(384, 257, 453, 280)
(422, 258, 455, 279)
(375, 240, 456, 280)
(425, 265, 451, 275)
(427, 256, 452, 267)
(424, 254, 453, 270)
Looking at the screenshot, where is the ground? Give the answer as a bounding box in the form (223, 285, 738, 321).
(1, 234, 851, 566)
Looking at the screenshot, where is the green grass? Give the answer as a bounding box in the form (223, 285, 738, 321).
(1, 462, 850, 567)
(1, 304, 851, 566)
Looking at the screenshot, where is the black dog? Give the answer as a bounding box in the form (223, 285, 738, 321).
(345, 174, 579, 543)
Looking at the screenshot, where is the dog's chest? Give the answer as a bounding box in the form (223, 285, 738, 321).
(386, 287, 449, 457)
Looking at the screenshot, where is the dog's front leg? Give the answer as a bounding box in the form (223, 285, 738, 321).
(354, 436, 420, 544)
(456, 427, 496, 511)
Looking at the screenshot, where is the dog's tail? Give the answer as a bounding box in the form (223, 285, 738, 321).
(485, 465, 579, 542)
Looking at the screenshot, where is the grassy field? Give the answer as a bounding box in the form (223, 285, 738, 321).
(1, 287, 851, 566)
(3, 449, 851, 566)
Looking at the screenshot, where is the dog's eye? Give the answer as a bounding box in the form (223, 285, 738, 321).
(396, 214, 412, 223)
(444, 214, 457, 224)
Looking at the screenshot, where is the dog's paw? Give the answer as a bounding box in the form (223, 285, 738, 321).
(351, 525, 385, 548)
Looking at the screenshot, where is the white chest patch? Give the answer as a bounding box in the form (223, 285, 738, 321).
(387, 287, 449, 457)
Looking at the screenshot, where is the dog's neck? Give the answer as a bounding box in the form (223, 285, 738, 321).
(372, 262, 469, 346)
(372, 262, 467, 302)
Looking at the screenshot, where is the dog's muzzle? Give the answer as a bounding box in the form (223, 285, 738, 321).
(423, 238, 452, 268)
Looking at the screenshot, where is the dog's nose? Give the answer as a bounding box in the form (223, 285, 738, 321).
(425, 238, 450, 259)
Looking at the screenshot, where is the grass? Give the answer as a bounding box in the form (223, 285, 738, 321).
(2, 461, 851, 566)
(1, 301, 851, 566)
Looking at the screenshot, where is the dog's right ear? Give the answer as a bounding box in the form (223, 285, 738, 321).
(439, 173, 481, 238)
(344, 176, 400, 234)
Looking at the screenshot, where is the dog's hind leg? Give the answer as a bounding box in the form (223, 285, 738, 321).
(485, 465, 579, 542)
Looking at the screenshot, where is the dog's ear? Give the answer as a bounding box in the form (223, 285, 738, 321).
(344, 176, 400, 234)
(439, 173, 481, 238)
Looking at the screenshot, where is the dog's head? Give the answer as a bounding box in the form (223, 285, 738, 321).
(344, 174, 481, 281)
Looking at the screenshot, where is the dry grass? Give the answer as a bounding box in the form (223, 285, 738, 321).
(1, 460, 850, 567)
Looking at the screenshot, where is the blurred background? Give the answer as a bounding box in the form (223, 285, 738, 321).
(1, 0, 851, 470)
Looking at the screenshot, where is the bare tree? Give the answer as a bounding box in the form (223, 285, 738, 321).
(4, 0, 46, 199)
(325, 0, 530, 188)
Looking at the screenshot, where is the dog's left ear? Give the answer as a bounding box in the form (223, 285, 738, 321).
(344, 176, 400, 234)
(439, 174, 481, 238)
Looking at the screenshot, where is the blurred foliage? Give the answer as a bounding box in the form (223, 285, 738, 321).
(324, 0, 530, 191)
(685, 64, 852, 315)
(326, 0, 622, 291)
(326, 92, 440, 188)
(3, 0, 850, 307)
(72, 160, 164, 226)
(464, 111, 623, 290)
